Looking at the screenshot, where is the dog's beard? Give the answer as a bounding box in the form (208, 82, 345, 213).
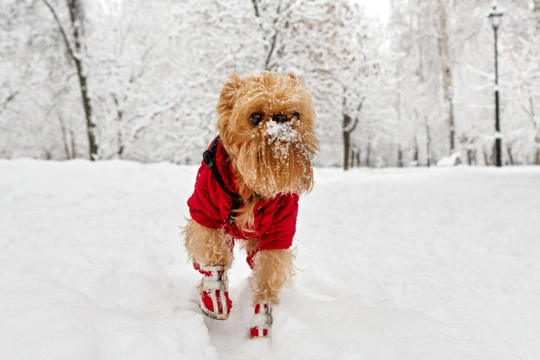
(234, 119, 317, 199)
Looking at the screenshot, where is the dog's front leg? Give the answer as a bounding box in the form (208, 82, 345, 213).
(251, 249, 295, 304)
(249, 248, 295, 337)
(183, 218, 233, 268)
(183, 218, 234, 320)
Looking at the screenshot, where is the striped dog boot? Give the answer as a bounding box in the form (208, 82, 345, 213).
(194, 262, 232, 320)
(250, 302, 272, 338)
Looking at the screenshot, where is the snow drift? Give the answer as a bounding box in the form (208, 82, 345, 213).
(1, 159, 539, 360)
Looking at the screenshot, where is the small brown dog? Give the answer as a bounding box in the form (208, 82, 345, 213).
(183, 71, 318, 338)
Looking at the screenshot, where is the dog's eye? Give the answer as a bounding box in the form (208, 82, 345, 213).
(250, 113, 263, 126)
(292, 112, 300, 120)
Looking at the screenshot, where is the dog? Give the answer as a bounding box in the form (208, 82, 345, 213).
(183, 71, 318, 338)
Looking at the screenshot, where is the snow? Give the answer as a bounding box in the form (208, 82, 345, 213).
(437, 152, 462, 167)
(264, 118, 300, 144)
(1, 159, 540, 360)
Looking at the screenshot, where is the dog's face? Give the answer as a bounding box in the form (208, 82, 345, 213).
(216, 72, 319, 199)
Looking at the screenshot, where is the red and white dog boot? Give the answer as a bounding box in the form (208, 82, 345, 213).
(250, 302, 272, 338)
(193, 263, 232, 320)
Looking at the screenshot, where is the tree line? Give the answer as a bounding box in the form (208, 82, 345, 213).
(1, 0, 539, 167)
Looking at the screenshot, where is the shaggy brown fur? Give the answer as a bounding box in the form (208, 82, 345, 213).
(250, 249, 295, 304)
(217, 72, 319, 232)
(183, 219, 234, 268)
(185, 71, 317, 306)
(241, 238, 261, 259)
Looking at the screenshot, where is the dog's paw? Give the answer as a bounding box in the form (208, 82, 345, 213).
(250, 302, 272, 338)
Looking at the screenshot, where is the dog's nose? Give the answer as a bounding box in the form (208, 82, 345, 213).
(272, 114, 287, 123)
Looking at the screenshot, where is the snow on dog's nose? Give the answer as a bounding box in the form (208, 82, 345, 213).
(265, 117, 299, 144)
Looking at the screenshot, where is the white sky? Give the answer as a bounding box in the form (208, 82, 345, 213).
(359, 0, 391, 22)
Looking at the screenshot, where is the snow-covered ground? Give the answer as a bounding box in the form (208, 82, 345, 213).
(1, 159, 539, 360)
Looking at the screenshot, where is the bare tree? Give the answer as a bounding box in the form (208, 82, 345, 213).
(42, 0, 98, 160)
(342, 96, 364, 171)
(425, 116, 432, 167)
(436, 0, 456, 155)
(533, 0, 540, 164)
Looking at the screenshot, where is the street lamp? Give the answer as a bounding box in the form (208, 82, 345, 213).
(488, 5, 503, 167)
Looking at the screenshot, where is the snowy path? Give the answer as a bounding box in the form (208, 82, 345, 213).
(1, 160, 539, 360)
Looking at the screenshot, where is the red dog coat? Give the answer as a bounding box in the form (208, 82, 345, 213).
(187, 138, 299, 265)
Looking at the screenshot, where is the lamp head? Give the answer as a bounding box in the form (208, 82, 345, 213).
(488, 5, 503, 30)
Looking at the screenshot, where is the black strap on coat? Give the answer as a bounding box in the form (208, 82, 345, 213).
(203, 136, 243, 223)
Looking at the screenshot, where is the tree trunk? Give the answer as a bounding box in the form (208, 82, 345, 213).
(507, 144, 514, 166)
(425, 117, 432, 167)
(535, 131, 540, 165)
(413, 137, 419, 164)
(75, 60, 97, 160)
(112, 95, 125, 157)
(343, 115, 351, 170)
(58, 115, 72, 159)
(70, 128, 77, 159)
(67, 0, 98, 160)
(342, 96, 362, 171)
(366, 142, 371, 168)
(437, 0, 456, 154)
(491, 143, 497, 165)
(396, 81, 403, 167)
(42, 0, 98, 160)
(483, 148, 490, 166)
(467, 149, 474, 166)
(525, 83, 539, 165)
(118, 130, 125, 157)
(528, 88, 540, 165)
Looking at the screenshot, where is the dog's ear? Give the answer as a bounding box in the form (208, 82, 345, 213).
(217, 73, 243, 111)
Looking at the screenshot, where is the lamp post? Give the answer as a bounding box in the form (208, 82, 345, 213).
(488, 5, 503, 167)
